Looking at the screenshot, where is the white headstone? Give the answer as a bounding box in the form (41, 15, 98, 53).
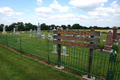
(41, 34, 45, 39)
(61, 46, 69, 56)
(52, 45, 57, 53)
(30, 29, 32, 33)
(2, 26, 7, 34)
(22, 31, 24, 33)
(36, 23, 41, 38)
(13, 28, 15, 33)
(77, 35, 80, 37)
(30, 34, 32, 37)
(34, 29, 36, 33)
(33, 34, 35, 38)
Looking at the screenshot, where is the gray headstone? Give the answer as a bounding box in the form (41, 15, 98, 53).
(36, 23, 41, 38)
(2, 26, 7, 34)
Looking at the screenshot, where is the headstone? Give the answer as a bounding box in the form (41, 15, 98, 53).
(112, 26, 118, 43)
(57, 27, 59, 30)
(2, 26, 7, 34)
(53, 27, 56, 31)
(41, 34, 45, 39)
(66, 28, 69, 31)
(13, 28, 15, 33)
(102, 30, 113, 54)
(34, 29, 36, 33)
(50, 27, 52, 32)
(33, 34, 35, 38)
(103, 39, 106, 41)
(77, 35, 80, 37)
(22, 31, 24, 33)
(117, 33, 120, 40)
(48, 34, 52, 40)
(82, 35, 85, 37)
(52, 45, 57, 53)
(61, 27, 63, 31)
(14, 25, 20, 35)
(61, 46, 69, 56)
(36, 23, 41, 38)
(30, 29, 32, 33)
(30, 34, 32, 37)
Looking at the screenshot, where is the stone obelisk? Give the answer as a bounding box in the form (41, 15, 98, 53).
(2, 26, 7, 34)
(36, 23, 41, 38)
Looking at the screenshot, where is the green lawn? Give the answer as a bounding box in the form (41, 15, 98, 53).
(0, 30, 120, 79)
(0, 45, 81, 80)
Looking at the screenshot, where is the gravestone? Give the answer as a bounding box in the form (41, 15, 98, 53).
(41, 34, 45, 39)
(36, 23, 41, 38)
(30, 34, 32, 37)
(61, 46, 69, 56)
(22, 31, 24, 33)
(50, 27, 52, 32)
(13, 28, 15, 33)
(34, 29, 36, 33)
(77, 35, 80, 37)
(117, 33, 120, 40)
(53, 27, 56, 31)
(2, 26, 7, 34)
(48, 34, 52, 40)
(14, 25, 20, 35)
(66, 28, 69, 31)
(112, 26, 118, 43)
(33, 34, 35, 38)
(52, 45, 57, 53)
(61, 27, 63, 31)
(30, 29, 32, 33)
(102, 30, 113, 54)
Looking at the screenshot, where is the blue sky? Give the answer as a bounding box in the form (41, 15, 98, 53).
(0, 0, 120, 27)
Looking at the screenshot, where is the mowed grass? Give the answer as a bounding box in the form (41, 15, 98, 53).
(0, 45, 81, 80)
(0, 29, 120, 79)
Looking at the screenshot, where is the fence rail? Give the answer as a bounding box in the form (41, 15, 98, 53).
(0, 34, 120, 80)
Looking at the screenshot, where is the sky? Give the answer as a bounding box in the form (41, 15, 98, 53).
(0, 0, 120, 27)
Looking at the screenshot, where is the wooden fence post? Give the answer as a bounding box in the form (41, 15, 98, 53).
(88, 28, 94, 78)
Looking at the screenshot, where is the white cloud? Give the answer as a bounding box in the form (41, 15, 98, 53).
(97, 19, 103, 21)
(37, 0, 42, 5)
(0, 7, 24, 16)
(49, 0, 69, 12)
(0, 7, 13, 13)
(35, 7, 53, 14)
(69, 0, 108, 11)
(78, 15, 88, 19)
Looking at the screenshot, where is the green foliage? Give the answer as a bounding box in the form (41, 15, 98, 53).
(0, 22, 113, 31)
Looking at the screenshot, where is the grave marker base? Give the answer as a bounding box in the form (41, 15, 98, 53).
(54, 65, 64, 70)
(102, 49, 113, 54)
(82, 75, 95, 80)
(61, 53, 69, 56)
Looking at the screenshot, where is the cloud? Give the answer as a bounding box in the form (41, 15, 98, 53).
(69, 0, 108, 11)
(0, 7, 24, 16)
(78, 15, 88, 19)
(49, 0, 69, 12)
(35, 7, 53, 14)
(37, 0, 42, 5)
(0, 7, 13, 13)
(88, 1, 120, 17)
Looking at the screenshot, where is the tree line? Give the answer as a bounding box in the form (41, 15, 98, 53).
(0, 22, 120, 31)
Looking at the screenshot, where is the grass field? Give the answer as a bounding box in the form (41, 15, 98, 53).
(0, 29, 120, 79)
(0, 45, 81, 80)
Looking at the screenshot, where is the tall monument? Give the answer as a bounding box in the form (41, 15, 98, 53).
(2, 26, 7, 34)
(36, 23, 41, 38)
(14, 25, 20, 35)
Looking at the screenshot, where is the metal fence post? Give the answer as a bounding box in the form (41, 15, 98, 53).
(6, 34, 8, 46)
(47, 40, 50, 64)
(106, 45, 117, 80)
(20, 37, 22, 51)
(88, 28, 94, 78)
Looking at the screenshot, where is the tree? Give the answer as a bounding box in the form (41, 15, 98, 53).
(61, 25, 66, 30)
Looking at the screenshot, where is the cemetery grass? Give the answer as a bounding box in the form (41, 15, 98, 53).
(0, 30, 120, 79)
(0, 45, 82, 80)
